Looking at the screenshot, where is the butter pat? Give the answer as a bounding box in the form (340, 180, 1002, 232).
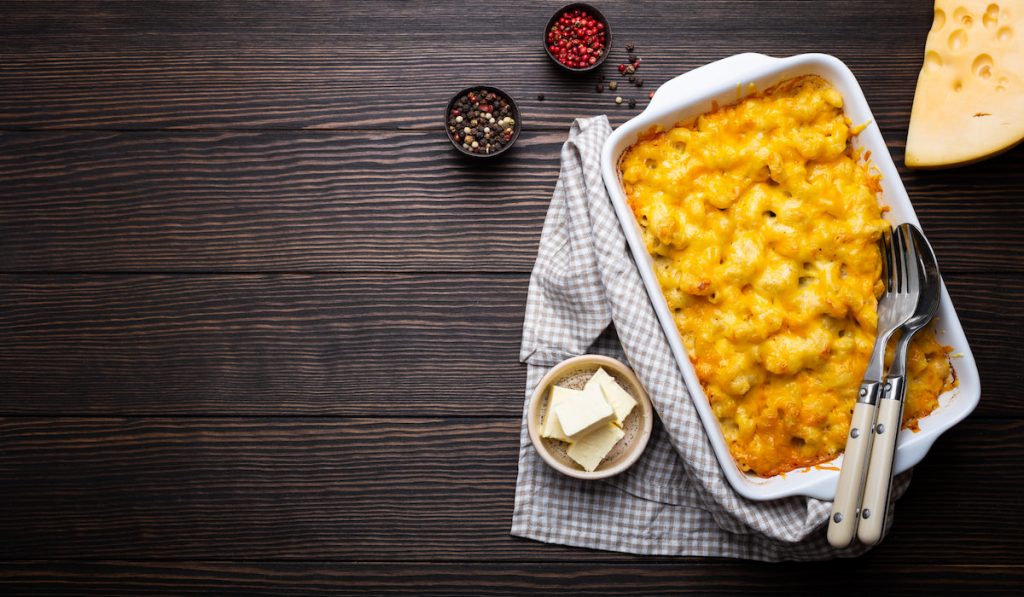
(567, 423, 625, 472)
(585, 367, 637, 426)
(554, 384, 614, 438)
(541, 386, 576, 443)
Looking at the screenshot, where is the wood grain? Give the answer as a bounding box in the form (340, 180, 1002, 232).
(1, 131, 1020, 273)
(0, 0, 1020, 592)
(0, 417, 1020, 563)
(1, 561, 1021, 595)
(0, 273, 1018, 416)
(0, 274, 526, 416)
(0, 0, 939, 136)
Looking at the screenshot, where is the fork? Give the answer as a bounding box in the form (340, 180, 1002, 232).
(857, 224, 940, 545)
(827, 225, 917, 548)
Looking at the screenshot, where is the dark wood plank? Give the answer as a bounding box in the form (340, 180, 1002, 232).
(1, 131, 1020, 273)
(0, 273, 1017, 417)
(0, 0, 940, 138)
(0, 130, 557, 273)
(0, 274, 526, 417)
(1, 561, 1021, 595)
(0, 417, 1020, 563)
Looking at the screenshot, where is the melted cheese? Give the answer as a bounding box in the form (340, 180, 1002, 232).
(619, 76, 954, 477)
(906, 0, 1024, 167)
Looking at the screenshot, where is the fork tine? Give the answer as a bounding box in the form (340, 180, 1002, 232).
(881, 226, 894, 293)
(891, 225, 905, 294)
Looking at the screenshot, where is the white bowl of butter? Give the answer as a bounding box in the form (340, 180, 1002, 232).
(527, 355, 653, 480)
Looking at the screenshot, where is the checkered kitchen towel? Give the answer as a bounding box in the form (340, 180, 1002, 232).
(511, 115, 910, 560)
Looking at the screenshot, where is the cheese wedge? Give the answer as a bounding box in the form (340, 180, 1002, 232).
(554, 384, 615, 438)
(566, 423, 625, 472)
(541, 386, 576, 443)
(906, 0, 1024, 168)
(584, 367, 638, 426)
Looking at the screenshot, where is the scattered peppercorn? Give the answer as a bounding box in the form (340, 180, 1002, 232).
(609, 81, 618, 91)
(615, 96, 623, 104)
(624, 64, 635, 75)
(547, 7, 606, 69)
(448, 88, 517, 155)
(628, 98, 637, 108)
(635, 78, 644, 87)
(628, 75, 636, 83)
(649, 91, 655, 99)
(596, 82, 604, 93)
(625, 42, 635, 52)
(537, 93, 545, 101)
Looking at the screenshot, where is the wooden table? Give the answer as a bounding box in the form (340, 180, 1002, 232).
(1, 1, 1021, 593)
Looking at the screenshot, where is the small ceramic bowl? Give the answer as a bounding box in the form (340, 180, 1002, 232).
(444, 86, 521, 158)
(544, 2, 612, 73)
(527, 354, 653, 480)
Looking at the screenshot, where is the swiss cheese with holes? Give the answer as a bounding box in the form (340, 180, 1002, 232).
(906, 0, 1024, 168)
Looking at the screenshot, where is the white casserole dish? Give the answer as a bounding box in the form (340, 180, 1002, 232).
(600, 53, 981, 501)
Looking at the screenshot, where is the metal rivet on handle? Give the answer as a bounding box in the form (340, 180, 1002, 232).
(862, 509, 872, 519)
(876, 423, 886, 434)
(859, 387, 867, 397)
(833, 513, 843, 523)
(850, 428, 860, 438)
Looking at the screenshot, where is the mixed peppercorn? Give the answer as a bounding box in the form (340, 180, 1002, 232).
(445, 12, 663, 156)
(447, 89, 517, 155)
(592, 41, 648, 107)
(546, 7, 606, 69)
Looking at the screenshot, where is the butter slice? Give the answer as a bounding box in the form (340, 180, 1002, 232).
(585, 367, 637, 426)
(541, 386, 576, 443)
(554, 384, 614, 438)
(567, 423, 625, 472)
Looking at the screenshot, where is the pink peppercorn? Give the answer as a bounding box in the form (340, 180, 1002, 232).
(546, 8, 606, 70)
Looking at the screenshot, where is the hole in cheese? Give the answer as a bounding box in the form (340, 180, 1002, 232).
(972, 53, 994, 78)
(984, 3, 1000, 28)
(949, 28, 969, 50)
(955, 6, 974, 26)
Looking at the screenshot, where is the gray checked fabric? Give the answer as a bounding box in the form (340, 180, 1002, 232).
(511, 115, 910, 560)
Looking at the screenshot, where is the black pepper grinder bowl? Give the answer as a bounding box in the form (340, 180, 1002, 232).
(444, 86, 522, 158)
(544, 2, 612, 73)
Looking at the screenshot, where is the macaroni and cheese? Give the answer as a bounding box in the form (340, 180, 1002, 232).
(619, 76, 954, 477)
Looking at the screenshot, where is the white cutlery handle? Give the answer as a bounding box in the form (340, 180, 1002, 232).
(827, 394, 878, 547)
(858, 376, 906, 545)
